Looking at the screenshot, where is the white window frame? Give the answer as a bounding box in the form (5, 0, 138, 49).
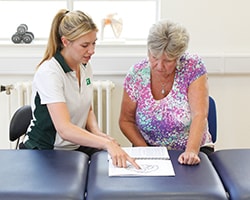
(0, 0, 160, 44)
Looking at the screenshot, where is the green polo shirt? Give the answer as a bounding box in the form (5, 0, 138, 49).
(24, 51, 93, 150)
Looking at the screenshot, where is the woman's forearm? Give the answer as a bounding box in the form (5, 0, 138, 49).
(186, 115, 207, 154)
(119, 120, 147, 146)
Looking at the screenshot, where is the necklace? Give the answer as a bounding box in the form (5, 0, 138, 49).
(161, 83, 166, 95)
(160, 73, 174, 95)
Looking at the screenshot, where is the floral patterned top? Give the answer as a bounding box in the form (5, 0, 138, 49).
(124, 53, 213, 150)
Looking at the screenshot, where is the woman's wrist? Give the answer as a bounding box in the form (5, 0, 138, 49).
(185, 146, 199, 155)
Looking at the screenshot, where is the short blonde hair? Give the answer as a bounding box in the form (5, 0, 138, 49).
(147, 20, 189, 60)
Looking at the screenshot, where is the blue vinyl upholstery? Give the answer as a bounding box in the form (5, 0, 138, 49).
(0, 150, 89, 200)
(86, 150, 227, 200)
(209, 149, 250, 200)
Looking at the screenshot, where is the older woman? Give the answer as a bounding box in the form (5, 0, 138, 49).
(119, 20, 214, 165)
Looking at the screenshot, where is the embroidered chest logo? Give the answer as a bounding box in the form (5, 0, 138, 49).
(86, 78, 91, 85)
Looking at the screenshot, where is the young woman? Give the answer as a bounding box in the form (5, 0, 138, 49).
(21, 9, 139, 169)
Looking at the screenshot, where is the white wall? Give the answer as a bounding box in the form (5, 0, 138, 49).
(161, 0, 250, 54)
(1, 0, 250, 150)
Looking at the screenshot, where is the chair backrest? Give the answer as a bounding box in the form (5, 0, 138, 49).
(208, 96, 217, 143)
(9, 105, 32, 148)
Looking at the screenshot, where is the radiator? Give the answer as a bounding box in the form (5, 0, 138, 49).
(0, 80, 115, 149)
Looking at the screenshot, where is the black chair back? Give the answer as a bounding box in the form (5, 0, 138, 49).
(9, 105, 32, 149)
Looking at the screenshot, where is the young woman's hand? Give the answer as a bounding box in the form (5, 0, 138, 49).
(106, 140, 141, 169)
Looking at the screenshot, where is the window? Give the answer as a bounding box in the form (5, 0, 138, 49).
(0, 0, 159, 42)
(74, 0, 157, 41)
(0, 1, 67, 40)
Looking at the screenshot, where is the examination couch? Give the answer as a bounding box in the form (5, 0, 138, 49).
(209, 149, 250, 200)
(86, 150, 228, 200)
(0, 149, 89, 200)
(2, 148, 250, 200)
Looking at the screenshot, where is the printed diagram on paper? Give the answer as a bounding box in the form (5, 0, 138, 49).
(108, 147, 175, 176)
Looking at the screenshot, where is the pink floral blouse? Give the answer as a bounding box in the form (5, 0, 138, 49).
(124, 53, 213, 150)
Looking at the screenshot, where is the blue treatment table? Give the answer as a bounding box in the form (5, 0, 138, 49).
(209, 149, 250, 200)
(86, 150, 228, 200)
(0, 149, 89, 200)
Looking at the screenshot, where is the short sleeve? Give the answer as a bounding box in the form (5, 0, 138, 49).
(190, 55, 207, 83)
(34, 61, 65, 105)
(123, 59, 149, 102)
(179, 54, 207, 85)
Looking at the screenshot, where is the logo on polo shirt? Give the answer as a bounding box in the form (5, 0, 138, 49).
(86, 78, 91, 85)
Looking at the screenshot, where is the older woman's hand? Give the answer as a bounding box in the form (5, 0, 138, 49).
(178, 151, 200, 165)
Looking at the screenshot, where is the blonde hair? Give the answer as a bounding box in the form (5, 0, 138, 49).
(37, 9, 98, 67)
(147, 20, 189, 60)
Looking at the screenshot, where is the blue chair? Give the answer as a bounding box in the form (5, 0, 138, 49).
(208, 96, 217, 143)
